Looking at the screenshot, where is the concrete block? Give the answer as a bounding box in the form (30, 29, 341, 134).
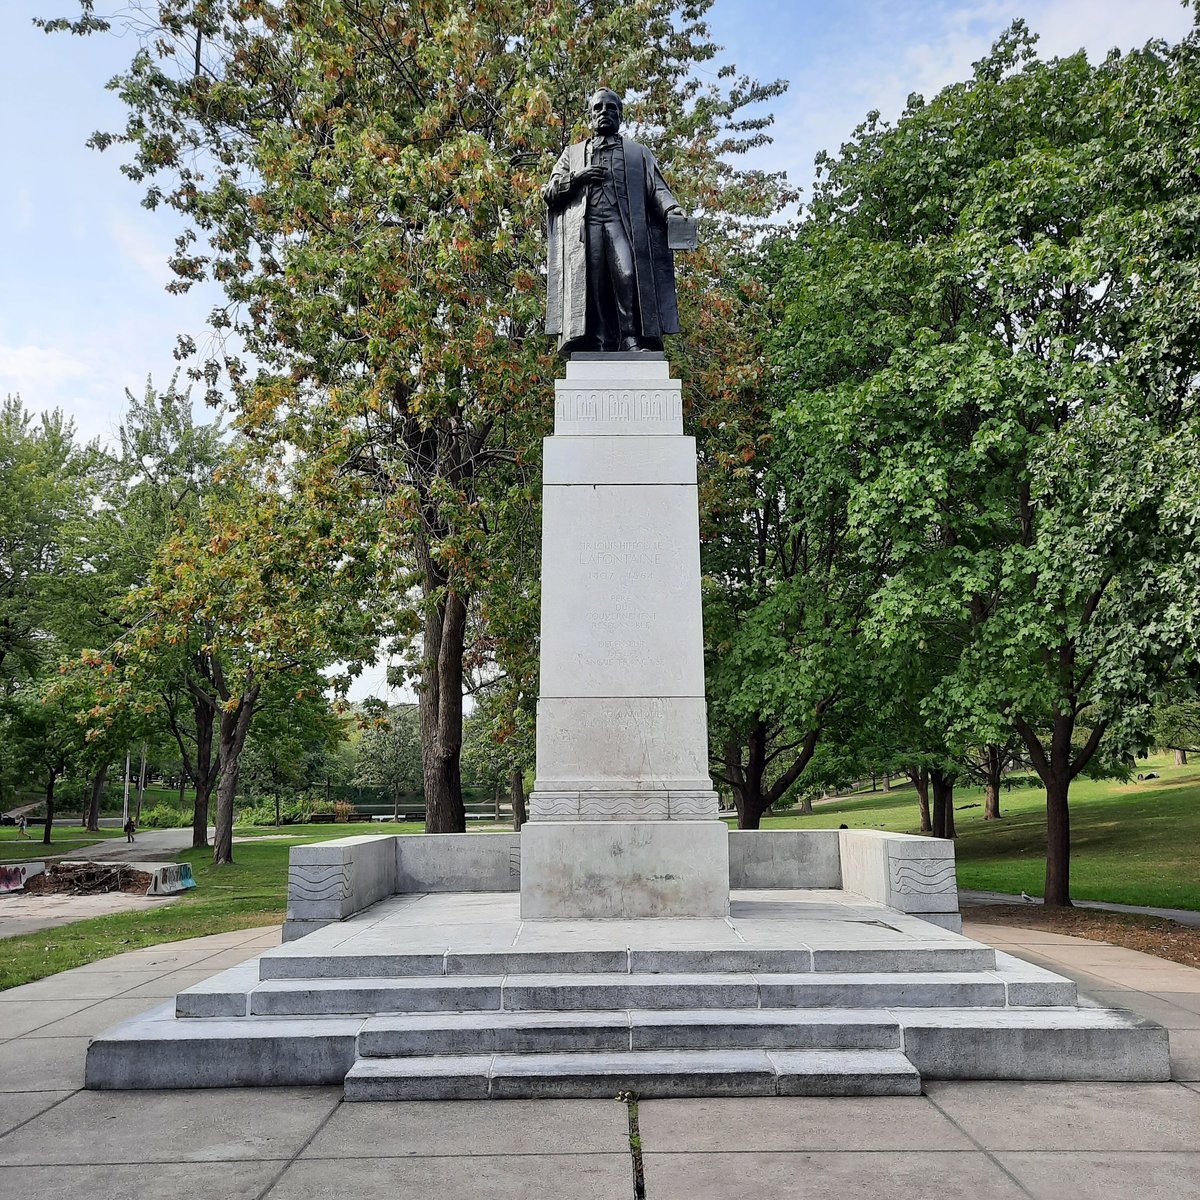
(993, 951, 1078, 1006)
(175, 962, 257, 1018)
(629, 1008, 900, 1051)
(756, 972, 1007, 1009)
(85, 1006, 361, 1089)
(533, 699, 713, 796)
(810, 947, 996, 973)
(446, 950, 630, 976)
(628, 947, 812, 974)
(500, 972, 759, 1012)
(249, 976, 503, 1016)
(839, 829, 960, 915)
(917, 912, 964, 933)
(286, 834, 396, 922)
(543, 434, 697, 485)
(0, 861, 46, 892)
(395, 833, 520, 893)
(899, 1008, 1172, 1080)
(768, 1048, 922, 1095)
(258, 951, 448, 980)
(344, 1055, 493, 1101)
(554, 356, 682, 435)
(489, 1049, 777, 1099)
(539, 483, 705, 698)
(281, 918, 334, 942)
(727, 830, 842, 889)
(358, 1011, 630, 1057)
(519, 821, 729, 919)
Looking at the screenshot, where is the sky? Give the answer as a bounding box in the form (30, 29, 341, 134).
(1, 0, 1193, 703)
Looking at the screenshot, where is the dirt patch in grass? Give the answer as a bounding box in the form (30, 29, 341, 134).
(962, 904, 1200, 970)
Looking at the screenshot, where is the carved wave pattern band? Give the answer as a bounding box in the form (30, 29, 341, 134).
(669, 792, 719, 818)
(288, 864, 351, 903)
(556, 388, 682, 424)
(889, 861, 957, 895)
(530, 794, 579, 819)
(579, 794, 670, 818)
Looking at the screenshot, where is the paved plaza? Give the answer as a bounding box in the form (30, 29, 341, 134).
(1, 917, 1198, 1197)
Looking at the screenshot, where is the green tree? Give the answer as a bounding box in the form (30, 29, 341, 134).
(770, 22, 1200, 904)
(354, 701, 423, 821)
(46, 0, 787, 832)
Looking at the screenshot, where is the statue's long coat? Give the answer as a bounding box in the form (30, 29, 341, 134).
(543, 137, 681, 351)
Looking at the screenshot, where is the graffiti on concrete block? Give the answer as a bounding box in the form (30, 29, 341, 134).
(148, 863, 197, 895)
(0, 862, 46, 893)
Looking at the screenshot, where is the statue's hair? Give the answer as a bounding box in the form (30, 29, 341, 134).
(589, 88, 624, 115)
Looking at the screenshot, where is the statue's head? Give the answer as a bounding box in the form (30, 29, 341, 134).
(589, 89, 623, 136)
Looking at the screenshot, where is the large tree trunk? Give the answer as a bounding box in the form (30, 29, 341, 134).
(190, 710, 217, 850)
(42, 772, 57, 845)
(212, 687, 259, 866)
(511, 766, 527, 832)
(930, 769, 956, 839)
(907, 766, 932, 833)
(1043, 769, 1072, 906)
(983, 744, 1003, 820)
(418, 576, 468, 834)
(1176, 748, 1189, 766)
(85, 763, 109, 832)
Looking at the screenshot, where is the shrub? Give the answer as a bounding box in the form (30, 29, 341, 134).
(138, 804, 190, 829)
(333, 800, 354, 823)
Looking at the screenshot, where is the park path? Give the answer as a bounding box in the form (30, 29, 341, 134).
(961, 889, 1200, 929)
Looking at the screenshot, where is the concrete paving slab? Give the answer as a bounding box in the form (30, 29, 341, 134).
(0, 999, 96, 1038)
(4, 970, 167, 1001)
(925, 1080, 1200, 1150)
(641, 1150, 1029, 1200)
(1078, 988, 1200, 1029)
(639, 1095, 975, 1151)
(266, 1153, 632, 1200)
(996, 1151, 1200, 1200)
(300, 1097, 628, 1158)
(0, 1089, 73, 1136)
(120, 967, 245, 998)
(0, 893, 180, 938)
(0, 1086, 340, 1164)
(24, 997, 162, 1038)
(1151, 989, 1200, 1015)
(0, 1036, 89, 1090)
(0, 1161, 283, 1200)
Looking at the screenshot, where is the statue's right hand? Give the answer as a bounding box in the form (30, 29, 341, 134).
(573, 165, 606, 188)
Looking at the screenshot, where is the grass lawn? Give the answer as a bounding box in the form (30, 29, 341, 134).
(0, 826, 127, 861)
(754, 751, 1200, 911)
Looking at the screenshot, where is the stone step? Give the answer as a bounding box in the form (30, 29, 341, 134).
(257, 943, 996, 980)
(244, 968, 1068, 1017)
(896, 1006, 1171, 1081)
(342, 1048, 923, 1100)
(355, 1008, 903, 1057)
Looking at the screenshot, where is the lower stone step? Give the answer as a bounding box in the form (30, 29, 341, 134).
(342, 1048, 923, 1100)
(356, 1008, 902, 1057)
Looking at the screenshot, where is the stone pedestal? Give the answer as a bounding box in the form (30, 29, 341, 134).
(521, 354, 728, 918)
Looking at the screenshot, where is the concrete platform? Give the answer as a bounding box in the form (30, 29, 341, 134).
(2, 918, 1200, 1197)
(78, 889, 1171, 1098)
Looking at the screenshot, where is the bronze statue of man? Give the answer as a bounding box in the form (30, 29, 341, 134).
(543, 89, 689, 354)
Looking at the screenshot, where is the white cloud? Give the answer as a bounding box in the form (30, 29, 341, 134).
(107, 213, 176, 290)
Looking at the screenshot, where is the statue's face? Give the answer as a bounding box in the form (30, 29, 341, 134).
(589, 91, 622, 136)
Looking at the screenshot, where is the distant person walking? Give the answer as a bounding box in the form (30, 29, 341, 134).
(17, 815, 28, 839)
(123, 818, 136, 843)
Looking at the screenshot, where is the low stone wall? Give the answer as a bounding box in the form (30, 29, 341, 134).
(727, 830, 841, 889)
(838, 828, 960, 930)
(282, 826, 960, 939)
(284, 835, 397, 941)
(396, 833, 520, 894)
